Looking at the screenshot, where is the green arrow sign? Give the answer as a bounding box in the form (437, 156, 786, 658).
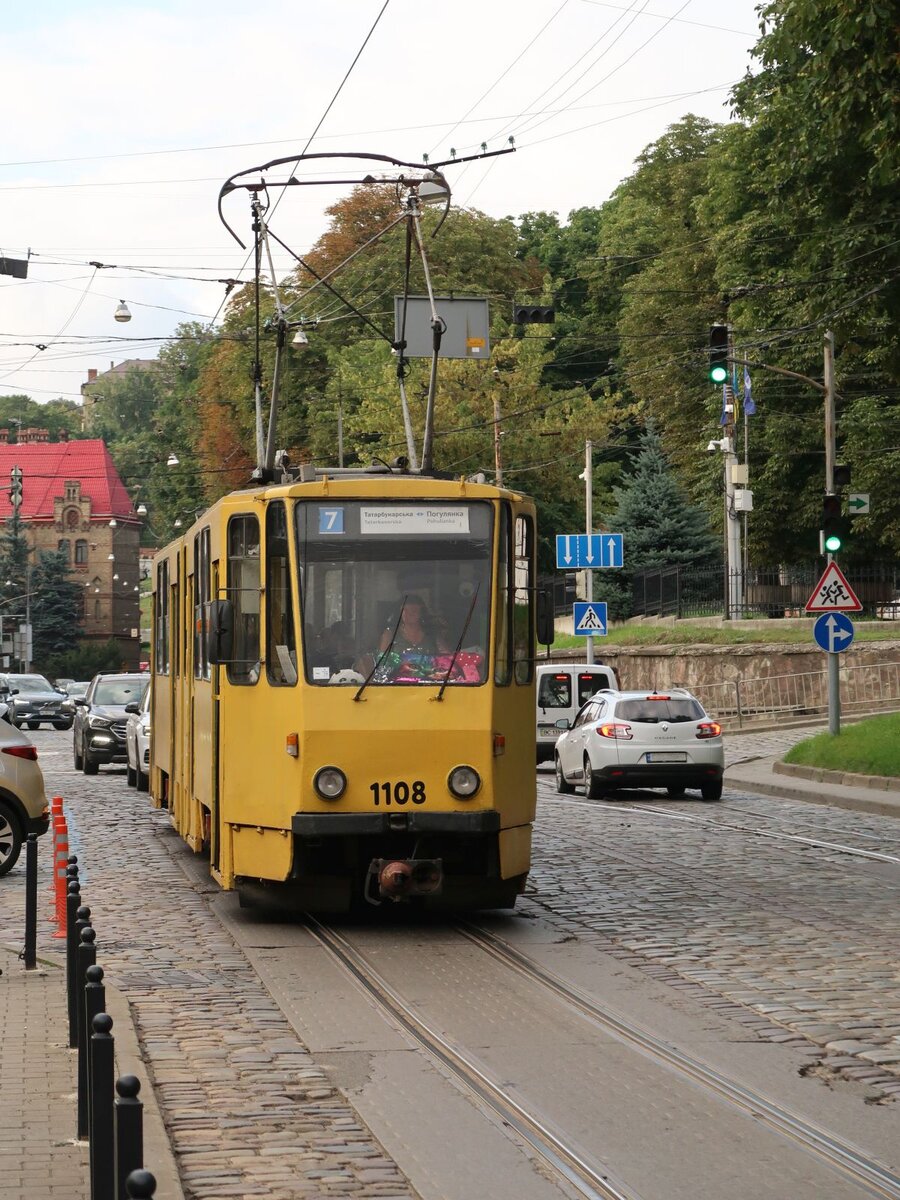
(848, 493, 870, 513)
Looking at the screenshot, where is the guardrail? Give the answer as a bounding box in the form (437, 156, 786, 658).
(688, 661, 900, 729)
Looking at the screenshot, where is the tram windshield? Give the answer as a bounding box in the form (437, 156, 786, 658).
(296, 500, 492, 686)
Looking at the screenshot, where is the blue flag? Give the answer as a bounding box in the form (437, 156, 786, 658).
(743, 365, 756, 416)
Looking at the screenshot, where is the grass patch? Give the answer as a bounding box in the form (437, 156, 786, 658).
(549, 623, 900, 649)
(783, 713, 900, 777)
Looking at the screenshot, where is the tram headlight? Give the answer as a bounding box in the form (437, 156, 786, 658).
(448, 765, 480, 799)
(314, 766, 347, 800)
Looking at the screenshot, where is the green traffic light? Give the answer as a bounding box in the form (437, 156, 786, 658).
(824, 533, 842, 553)
(710, 365, 728, 384)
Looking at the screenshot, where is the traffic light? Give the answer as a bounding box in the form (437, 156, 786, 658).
(9, 466, 22, 510)
(513, 304, 555, 324)
(833, 463, 851, 489)
(709, 325, 729, 384)
(822, 493, 846, 554)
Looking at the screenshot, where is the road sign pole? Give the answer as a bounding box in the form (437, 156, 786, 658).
(828, 650, 840, 735)
(584, 440, 594, 666)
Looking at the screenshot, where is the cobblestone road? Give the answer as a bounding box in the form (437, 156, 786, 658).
(4, 724, 897, 1200)
(534, 730, 900, 1103)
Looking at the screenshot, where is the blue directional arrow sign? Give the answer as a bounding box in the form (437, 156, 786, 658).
(813, 612, 855, 654)
(556, 533, 624, 569)
(573, 601, 608, 636)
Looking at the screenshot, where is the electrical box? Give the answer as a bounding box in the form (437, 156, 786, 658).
(734, 488, 754, 512)
(730, 464, 749, 486)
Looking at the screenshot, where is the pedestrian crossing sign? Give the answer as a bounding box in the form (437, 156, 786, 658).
(573, 602, 608, 636)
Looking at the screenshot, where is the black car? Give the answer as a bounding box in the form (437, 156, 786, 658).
(0, 673, 72, 730)
(72, 673, 147, 775)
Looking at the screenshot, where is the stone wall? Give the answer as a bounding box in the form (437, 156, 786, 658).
(544, 638, 900, 692)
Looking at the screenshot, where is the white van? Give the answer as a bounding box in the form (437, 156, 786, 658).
(536, 663, 619, 763)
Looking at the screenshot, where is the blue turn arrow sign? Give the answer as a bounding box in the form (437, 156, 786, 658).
(556, 532, 624, 569)
(813, 612, 855, 654)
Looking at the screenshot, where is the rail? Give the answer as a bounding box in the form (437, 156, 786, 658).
(687, 661, 900, 729)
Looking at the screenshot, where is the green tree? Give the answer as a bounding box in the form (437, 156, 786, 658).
(593, 424, 720, 619)
(30, 549, 81, 668)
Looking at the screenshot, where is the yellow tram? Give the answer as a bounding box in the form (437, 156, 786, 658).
(150, 469, 547, 910)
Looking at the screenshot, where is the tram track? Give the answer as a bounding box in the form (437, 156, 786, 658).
(460, 922, 900, 1200)
(304, 913, 900, 1200)
(304, 914, 634, 1200)
(543, 791, 900, 869)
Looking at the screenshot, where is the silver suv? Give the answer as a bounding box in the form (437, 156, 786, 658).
(554, 688, 725, 801)
(0, 721, 49, 876)
(0, 673, 72, 730)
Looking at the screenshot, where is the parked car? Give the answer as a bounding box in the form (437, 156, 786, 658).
(124, 684, 151, 791)
(59, 682, 90, 722)
(0, 673, 72, 730)
(72, 673, 147, 775)
(554, 688, 725, 802)
(536, 663, 619, 763)
(0, 721, 49, 876)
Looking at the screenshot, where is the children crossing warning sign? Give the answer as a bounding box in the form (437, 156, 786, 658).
(805, 562, 862, 613)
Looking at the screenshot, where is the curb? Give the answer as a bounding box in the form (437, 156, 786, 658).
(725, 770, 900, 819)
(774, 760, 900, 792)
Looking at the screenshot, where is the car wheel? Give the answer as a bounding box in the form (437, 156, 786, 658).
(126, 762, 137, 787)
(26, 721, 41, 730)
(0, 801, 23, 877)
(82, 746, 99, 776)
(700, 781, 723, 802)
(73, 739, 84, 771)
(137, 768, 149, 793)
(584, 756, 607, 800)
(54, 720, 74, 731)
(555, 755, 575, 794)
(666, 785, 686, 798)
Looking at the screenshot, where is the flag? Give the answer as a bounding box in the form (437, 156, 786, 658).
(742, 365, 756, 416)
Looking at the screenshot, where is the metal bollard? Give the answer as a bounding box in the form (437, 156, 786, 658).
(23, 834, 37, 969)
(90, 1013, 115, 1200)
(84, 965, 106, 1129)
(76, 926, 97, 1139)
(115, 1076, 143, 1200)
(67, 891, 85, 1047)
(125, 1169, 156, 1199)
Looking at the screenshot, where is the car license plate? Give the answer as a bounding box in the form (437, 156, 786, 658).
(646, 752, 687, 763)
(538, 725, 558, 737)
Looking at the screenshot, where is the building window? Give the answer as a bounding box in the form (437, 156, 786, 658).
(66, 508, 80, 529)
(75, 539, 88, 564)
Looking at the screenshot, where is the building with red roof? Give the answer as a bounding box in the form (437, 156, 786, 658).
(0, 429, 141, 669)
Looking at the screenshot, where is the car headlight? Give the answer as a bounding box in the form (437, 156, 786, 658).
(448, 765, 481, 799)
(313, 766, 346, 800)
(88, 714, 112, 729)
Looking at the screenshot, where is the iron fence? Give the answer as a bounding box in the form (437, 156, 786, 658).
(632, 563, 900, 620)
(687, 661, 900, 729)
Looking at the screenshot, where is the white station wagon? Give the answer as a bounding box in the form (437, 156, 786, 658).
(554, 688, 725, 801)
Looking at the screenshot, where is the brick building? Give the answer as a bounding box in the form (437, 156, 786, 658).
(0, 430, 142, 668)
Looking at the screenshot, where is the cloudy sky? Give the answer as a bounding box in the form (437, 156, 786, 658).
(0, 0, 762, 407)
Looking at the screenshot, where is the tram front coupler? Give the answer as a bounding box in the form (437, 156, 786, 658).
(365, 857, 443, 904)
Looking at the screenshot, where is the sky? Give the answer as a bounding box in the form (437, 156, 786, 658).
(0, 0, 763, 410)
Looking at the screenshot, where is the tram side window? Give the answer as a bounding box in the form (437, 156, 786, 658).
(266, 502, 297, 686)
(193, 528, 211, 680)
(494, 504, 512, 686)
(155, 561, 170, 674)
(514, 514, 534, 684)
(227, 515, 261, 685)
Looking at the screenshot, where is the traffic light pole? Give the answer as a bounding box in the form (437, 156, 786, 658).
(584, 439, 594, 666)
(824, 330, 840, 734)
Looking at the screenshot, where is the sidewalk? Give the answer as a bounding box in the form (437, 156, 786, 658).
(0, 885, 183, 1200)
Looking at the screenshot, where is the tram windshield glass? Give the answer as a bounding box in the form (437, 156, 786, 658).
(296, 500, 492, 686)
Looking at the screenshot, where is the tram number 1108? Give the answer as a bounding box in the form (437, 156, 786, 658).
(370, 780, 427, 806)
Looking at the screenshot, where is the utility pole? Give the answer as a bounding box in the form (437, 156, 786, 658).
(824, 329, 840, 734)
(491, 368, 503, 486)
(583, 439, 594, 665)
(722, 337, 743, 619)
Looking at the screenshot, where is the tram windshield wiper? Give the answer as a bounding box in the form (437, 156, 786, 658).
(435, 584, 480, 703)
(354, 596, 408, 702)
